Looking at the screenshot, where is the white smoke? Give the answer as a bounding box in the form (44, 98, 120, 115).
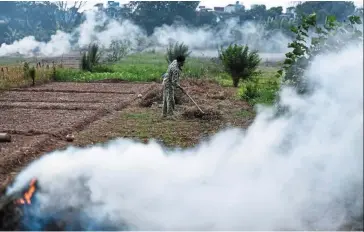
(0, 9, 290, 58)
(7, 43, 363, 230)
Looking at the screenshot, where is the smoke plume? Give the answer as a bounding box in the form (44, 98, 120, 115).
(0, 10, 290, 58)
(7, 42, 363, 230)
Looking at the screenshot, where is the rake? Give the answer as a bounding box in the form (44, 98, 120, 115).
(180, 87, 205, 114)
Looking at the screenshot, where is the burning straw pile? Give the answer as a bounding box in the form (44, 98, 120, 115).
(0, 178, 130, 230)
(0, 178, 38, 230)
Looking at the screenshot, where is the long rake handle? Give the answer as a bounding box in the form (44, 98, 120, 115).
(183, 90, 205, 114)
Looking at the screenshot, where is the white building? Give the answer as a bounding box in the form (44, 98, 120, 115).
(224, 1, 243, 13)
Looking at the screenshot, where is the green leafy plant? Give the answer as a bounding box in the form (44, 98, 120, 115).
(92, 64, 114, 73)
(166, 41, 191, 64)
(23, 62, 29, 78)
(277, 13, 363, 94)
(240, 78, 260, 102)
(80, 43, 102, 72)
(218, 44, 261, 87)
(29, 67, 36, 86)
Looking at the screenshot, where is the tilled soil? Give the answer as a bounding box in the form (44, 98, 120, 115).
(0, 79, 255, 189)
(0, 91, 133, 103)
(0, 81, 154, 187)
(76, 79, 255, 148)
(0, 109, 97, 134)
(0, 102, 122, 111)
(11, 82, 151, 94)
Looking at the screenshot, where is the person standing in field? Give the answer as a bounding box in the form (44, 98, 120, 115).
(162, 55, 186, 117)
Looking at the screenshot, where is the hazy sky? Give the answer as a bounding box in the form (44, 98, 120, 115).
(83, 0, 363, 11)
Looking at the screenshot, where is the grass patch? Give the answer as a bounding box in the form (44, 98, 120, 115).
(235, 109, 256, 118)
(125, 112, 150, 119)
(238, 67, 281, 106)
(55, 52, 225, 82)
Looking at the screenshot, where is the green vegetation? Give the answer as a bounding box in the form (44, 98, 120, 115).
(106, 40, 130, 63)
(278, 13, 363, 94)
(218, 44, 261, 87)
(80, 44, 102, 72)
(29, 67, 36, 86)
(237, 67, 281, 105)
(166, 42, 191, 64)
(55, 52, 233, 82)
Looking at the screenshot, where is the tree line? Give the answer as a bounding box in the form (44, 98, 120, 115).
(0, 1, 362, 45)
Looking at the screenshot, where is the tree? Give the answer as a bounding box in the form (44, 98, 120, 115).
(267, 6, 283, 18)
(295, 1, 356, 23)
(128, 1, 199, 35)
(277, 13, 363, 94)
(218, 44, 261, 87)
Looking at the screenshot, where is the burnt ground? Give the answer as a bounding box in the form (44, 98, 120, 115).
(0, 79, 255, 188)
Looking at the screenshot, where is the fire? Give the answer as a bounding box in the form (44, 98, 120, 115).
(15, 178, 38, 205)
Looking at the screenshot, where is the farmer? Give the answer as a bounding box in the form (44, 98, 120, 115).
(162, 55, 186, 117)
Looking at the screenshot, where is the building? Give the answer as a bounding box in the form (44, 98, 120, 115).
(214, 7, 224, 12)
(107, 1, 120, 8)
(224, 1, 243, 13)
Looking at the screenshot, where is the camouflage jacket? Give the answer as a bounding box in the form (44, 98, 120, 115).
(164, 60, 181, 87)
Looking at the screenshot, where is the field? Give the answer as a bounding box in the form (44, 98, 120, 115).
(0, 52, 281, 188)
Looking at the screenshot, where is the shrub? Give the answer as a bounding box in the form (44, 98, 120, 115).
(22, 62, 36, 86)
(106, 40, 130, 63)
(23, 62, 29, 78)
(166, 41, 191, 64)
(29, 67, 36, 86)
(239, 78, 260, 102)
(218, 44, 261, 87)
(80, 43, 102, 72)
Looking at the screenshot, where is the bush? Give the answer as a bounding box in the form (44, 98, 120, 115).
(23, 62, 29, 78)
(106, 40, 130, 63)
(166, 41, 191, 64)
(80, 43, 101, 72)
(29, 67, 36, 86)
(218, 44, 261, 87)
(239, 78, 260, 102)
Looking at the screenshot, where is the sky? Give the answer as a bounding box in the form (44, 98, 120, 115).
(81, 0, 363, 11)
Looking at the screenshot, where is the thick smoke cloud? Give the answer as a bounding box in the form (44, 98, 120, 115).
(7, 43, 363, 230)
(0, 10, 289, 58)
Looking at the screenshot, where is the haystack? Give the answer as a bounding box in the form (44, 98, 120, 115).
(182, 106, 222, 120)
(139, 86, 189, 107)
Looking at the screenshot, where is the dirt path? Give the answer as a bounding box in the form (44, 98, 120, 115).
(0, 80, 255, 188)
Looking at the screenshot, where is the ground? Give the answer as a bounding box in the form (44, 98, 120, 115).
(0, 79, 255, 188)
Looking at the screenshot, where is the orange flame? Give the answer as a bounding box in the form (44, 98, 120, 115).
(15, 178, 38, 205)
